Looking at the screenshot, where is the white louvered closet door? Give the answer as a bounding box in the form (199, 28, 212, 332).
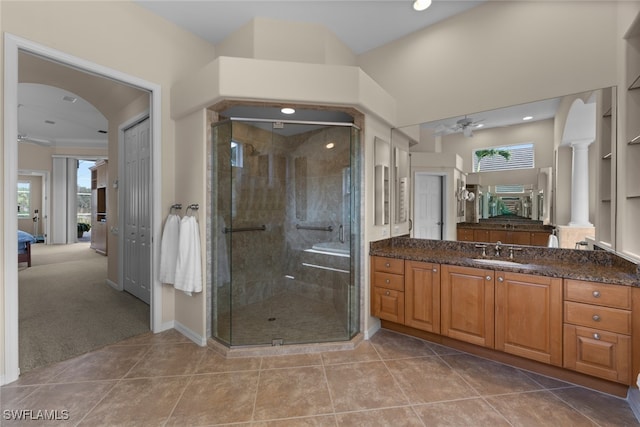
(123, 117, 151, 304)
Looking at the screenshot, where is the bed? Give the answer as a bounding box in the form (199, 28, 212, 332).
(18, 230, 36, 267)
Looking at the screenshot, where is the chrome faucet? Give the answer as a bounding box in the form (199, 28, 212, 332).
(475, 244, 487, 257)
(508, 246, 523, 259)
(495, 241, 502, 257)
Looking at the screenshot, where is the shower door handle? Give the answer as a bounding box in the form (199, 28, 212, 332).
(339, 224, 345, 243)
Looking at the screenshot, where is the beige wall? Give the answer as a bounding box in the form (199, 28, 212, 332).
(439, 118, 555, 175)
(358, 1, 618, 127)
(1, 0, 216, 380)
(216, 17, 357, 66)
(173, 109, 208, 338)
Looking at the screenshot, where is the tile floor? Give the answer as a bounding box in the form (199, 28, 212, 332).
(2, 328, 639, 426)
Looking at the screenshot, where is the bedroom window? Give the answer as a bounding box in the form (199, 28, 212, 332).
(472, 142, 535, 172)
(17, 181, 31, 218)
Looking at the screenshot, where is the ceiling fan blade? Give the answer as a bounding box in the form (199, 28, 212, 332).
(18, 135, 52, 146)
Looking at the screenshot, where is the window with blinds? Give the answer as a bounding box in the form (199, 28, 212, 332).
(472, 142, 534, 172)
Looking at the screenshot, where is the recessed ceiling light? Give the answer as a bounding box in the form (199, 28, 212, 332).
(523, 116, 533, 121)
(475, 123, 484, 128)
(413, 0, 432, 11)
(326, 142, 335, 149)
(281, 107, 295, 115)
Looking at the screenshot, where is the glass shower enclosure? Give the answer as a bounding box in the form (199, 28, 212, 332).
(211, 118, 360, 347)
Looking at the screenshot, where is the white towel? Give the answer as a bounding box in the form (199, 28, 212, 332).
(547, 234, 559, 248)
(174, 216, 202, 296)
(159, 214, 180, 284)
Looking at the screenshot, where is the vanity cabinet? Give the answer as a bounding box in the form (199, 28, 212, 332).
(457, 228, 474, 242)
(371, 256, 405, 323)
(495, 272, 563, 366)
(457, 225, 551, 247)
(405, 260, 441, 334)
(563, 279, 632, 384)
(441, 265, 495, 348)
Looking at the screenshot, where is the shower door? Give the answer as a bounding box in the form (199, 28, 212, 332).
(211, 118, 360, 347)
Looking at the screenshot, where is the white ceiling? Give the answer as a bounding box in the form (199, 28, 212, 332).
(134, 0, 485, 55)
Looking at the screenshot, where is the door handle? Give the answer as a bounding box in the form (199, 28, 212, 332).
(339, 224, 345, 243)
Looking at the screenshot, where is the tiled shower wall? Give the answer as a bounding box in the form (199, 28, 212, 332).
(211, 120, 353, 342)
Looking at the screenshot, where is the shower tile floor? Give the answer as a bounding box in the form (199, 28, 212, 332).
(2, 328, 639, 426)
(217, 292, 350, 346)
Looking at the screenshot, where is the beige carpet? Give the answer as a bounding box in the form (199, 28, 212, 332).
(18, 243, 150, 373)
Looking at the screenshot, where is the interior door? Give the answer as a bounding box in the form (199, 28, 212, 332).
(123, 117, 151, 304)
(414, 173, 443, 239)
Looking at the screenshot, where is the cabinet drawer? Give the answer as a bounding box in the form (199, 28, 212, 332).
(372, 286, 405, 324)
(563, 324, 631, 384)
(564, 301, 631, 334)
(372, 256, 404, 275)
(564, 280, 631, 309)
(373, 272, 404, 292)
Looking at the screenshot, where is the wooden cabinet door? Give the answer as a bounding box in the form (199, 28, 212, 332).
(372, 287, 405, 324)
(564, 324, 631, 384)
(488, 230, 507, 244)
(441, 265, 494, 347)
(530, 232, 551, 247)
(473, 229, 490, 243)
(509, 231, 531, 245)
(405, 261, 440, 333)
(495, 272, 563, 366)
(457, 228, 474, 242)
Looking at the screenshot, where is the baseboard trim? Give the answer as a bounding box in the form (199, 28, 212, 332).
(365, 319, 381, 340)
(629, 387, 640, 423)
(155, 321, 174, 334)
(105, 279, 122, 291)
(174, 321, 207, 346)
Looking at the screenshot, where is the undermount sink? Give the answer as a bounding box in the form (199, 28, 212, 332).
(472, 258, 523, 267)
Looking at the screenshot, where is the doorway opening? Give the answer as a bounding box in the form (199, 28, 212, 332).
(4, 34, 162, 384)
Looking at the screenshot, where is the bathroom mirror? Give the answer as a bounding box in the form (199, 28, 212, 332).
(393, 87, 616, 249)
(374, 136, 390, 226)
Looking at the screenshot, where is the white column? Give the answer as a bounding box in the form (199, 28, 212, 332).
(568, 140, 593, 227)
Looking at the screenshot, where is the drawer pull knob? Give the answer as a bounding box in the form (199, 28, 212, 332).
(592, 291, 601, 298)
(592, 314, 601, 322)
(486, 276, 492, 281)
(385, 262, 390, 267)
(498, 277, 504, 282)
(593, 333, 600, 340)
(432, 268, 438, 273)
(385, 279, 390, 284)
(385, 291, 390, 296)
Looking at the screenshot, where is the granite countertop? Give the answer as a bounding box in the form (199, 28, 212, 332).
(370, 237, 640, 287)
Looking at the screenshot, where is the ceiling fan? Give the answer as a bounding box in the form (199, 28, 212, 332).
(434, 116, 484, 138)
(18, 134, 52, 147)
